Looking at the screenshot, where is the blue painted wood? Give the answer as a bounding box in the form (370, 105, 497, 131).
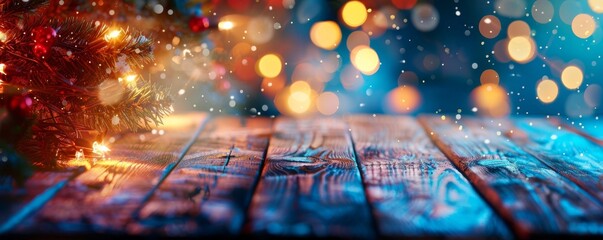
(347, 115, 511, 238)
(420, 115, 603, 238)
(246, 118, 375, 238)
(556, 118, 603, 146)
(0, 170, 83, 234)
(130, 117, 272, 236)
(501, 118, 603, 204)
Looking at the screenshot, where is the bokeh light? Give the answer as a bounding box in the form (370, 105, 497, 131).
(411, 4, 439, 32)
(507, 20, 531, 38)
(588, 0, 603, 13)
(561, 65, 583, 90)
(351, 45, 380, 75)
(261, 76, 285, 98)
(585, 84, 602, 107)
(386, 86, 421, 113)
(559, 0, 582, 25)
(340, 65, 364, 91)
(316, 92, 340, 115)
(346, 31, 370, 51)
(531, 0, 554, 24)
(536, 79, 559, 103)
(480, 69, 500, 85)
(310, 21, 342, 50)
(507, 36, 536, 63)
(495, 0, 526, 18)
(471, 84, 510, 117)
(479, 15, 501, 39)
(341, 1, 367, 28)
(257, 54, 282, 78)
(572, 14, 596, 39)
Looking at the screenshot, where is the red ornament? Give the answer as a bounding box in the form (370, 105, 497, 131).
(189, 16, 210, 33)
(32, 26, 57, 47)
(8, 95, 33, 118)
(33, 44, 48, 58)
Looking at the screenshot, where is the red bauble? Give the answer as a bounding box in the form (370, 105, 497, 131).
(189, 16, 210, 33)
(8, 95, 33, 118)
(32, 26, 57, 47)
(33, 44, 48, 58)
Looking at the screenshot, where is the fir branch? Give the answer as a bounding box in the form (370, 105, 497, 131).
(0, 0, 48, 17)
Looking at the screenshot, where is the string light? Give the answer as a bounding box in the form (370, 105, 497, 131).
(0, 63, 6, 75)
(75, 149, 85, 160)
(92, 141, 111, 158)
(0, 31, 7, 42)
(218, 21, 234, 31)
(104, 29, 122, 42)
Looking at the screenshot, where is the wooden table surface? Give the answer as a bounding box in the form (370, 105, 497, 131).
(1, 114, 603, 239)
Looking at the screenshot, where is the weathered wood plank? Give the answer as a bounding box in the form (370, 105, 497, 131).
(246, 118, 375, 238)
(128, 117, 272, 236)
(13, 113, 208, 234)
(0, 170, 83, 234)
(420, 115, 603, 238)
(347, 115, 510, 237)
(554, 118, 603, 146)
(493, 118, 603, 204)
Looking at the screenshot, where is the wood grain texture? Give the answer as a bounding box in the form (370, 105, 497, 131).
(347, 115, 510, 238)
(129, 117, 272, 236)
(14, 113, 208, 235)
(420, 116, 603, 238)
(246, 118, 375, 238)
(0, 170, 83, 233)
(554, 118, 603, 146)
(495, 118, 603, 204)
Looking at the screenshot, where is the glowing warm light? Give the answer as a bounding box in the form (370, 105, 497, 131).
(572, 14, 596, 39)
(75, 149, 85, 160)
(0, 31, 7, 42)
(507, 36, 536, 63)
(218, 21, 234, 30)
(290, 81, 312, 94)
(287, 90, 312, 114)
(480, 69, 500, 85)
(125, 74, 137, 82)
(316, 92, 340, 115)
(589, 0, 603, 13)
(471, 84, 510, 117)
(92, 141, 111, 158)
(561, 65, 583, 90)
(507, 20, 531, 38)
(341, 1, 367, 28)
(257, 54, 282, 78)
(351, 46, 380, 75)
(386, 86, 421, 113)
(536, 79, 559, 103)
(0, 63, 6, 75)
(104, 29, 122, 42)
(310, 21, 342, 50)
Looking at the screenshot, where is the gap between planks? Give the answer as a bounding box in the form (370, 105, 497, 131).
(0, 114, 211, 234)
(129, 115, 213, 220)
